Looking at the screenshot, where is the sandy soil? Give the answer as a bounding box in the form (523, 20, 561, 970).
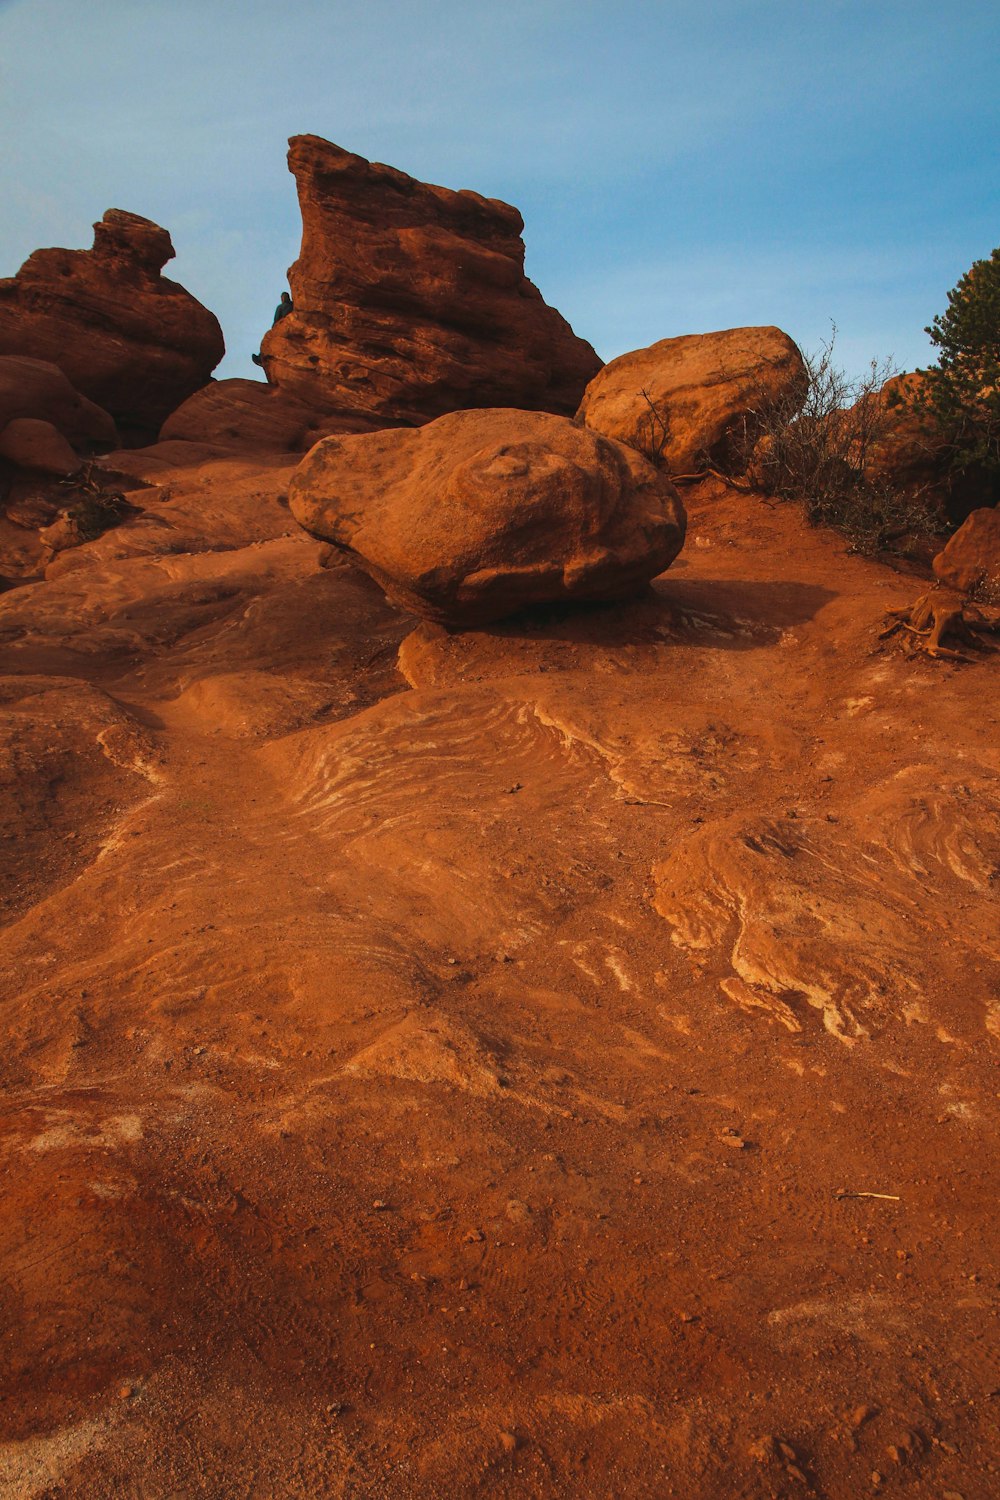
(0, 456, 997, 1498)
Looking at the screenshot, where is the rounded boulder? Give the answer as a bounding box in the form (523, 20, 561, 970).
(577, 326, 808, 476)
(0, 417, 79, 474)
(289, 407, 686, 626)
(933, 507, 1000, 598)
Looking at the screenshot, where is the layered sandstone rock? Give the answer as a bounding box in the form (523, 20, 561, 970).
(0, 211, 224, 442)
(0, 356, 117, 449)
(160, 378, 379, 454)
(289, 407, 685, 626)
(577, 326, 808, 476)
(259, 135, 601, 427)
(933, 506, 1000, 597)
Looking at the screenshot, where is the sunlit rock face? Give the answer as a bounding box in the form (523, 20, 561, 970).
(577, 325, 808, 476)
(0, 210, 224, 442)
(288, 406, 686, 625)
(258, 134, 602, 428)
(933, 506, 1000, 595)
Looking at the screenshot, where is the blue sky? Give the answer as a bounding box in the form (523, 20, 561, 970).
(1, 0, 997, 384)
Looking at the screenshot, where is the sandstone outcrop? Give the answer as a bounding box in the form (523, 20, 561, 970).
(863, 371, 994, 523)
(159, 377, 378, 454)
(0, 417, 79, 475)
(259, 135, 601, 428)
(289, 407, 685, 625)
(0, 356, 116, 449)
(0, 210, 224, 442)
(933, 506, 1000, 597)
(577, 326, 808, 476)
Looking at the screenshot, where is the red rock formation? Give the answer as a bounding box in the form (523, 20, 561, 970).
(259, 135, 601, 427)
(0, 418, 79, 475)
(0, 211, 224, 442)
(577, 326, 808, 476)
(0, 356, 117, 448)
(160, 378, 379, 454)
(863, 371, 993, 523)
(933, 506, 1000, 596)
(289, 407, 685, 625)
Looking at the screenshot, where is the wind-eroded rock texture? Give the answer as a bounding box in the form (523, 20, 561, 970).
(1, 439, 998, 1497)
(578, 325, 808, 475)
(289, 407, 686, 625)
(259, 135, 602, 427)
(0, 211, 224, 442)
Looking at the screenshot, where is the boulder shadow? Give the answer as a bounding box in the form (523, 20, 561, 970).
(478, 577, 836, 652)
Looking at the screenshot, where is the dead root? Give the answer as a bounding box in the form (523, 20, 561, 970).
(880, 586, 1000, 661)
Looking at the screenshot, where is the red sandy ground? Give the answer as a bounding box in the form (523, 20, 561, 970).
(0, 457, 997, 1498)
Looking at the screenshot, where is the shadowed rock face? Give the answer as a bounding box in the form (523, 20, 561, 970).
(0, 356, 117, 449)
(160, 377, 383, 454)
(258, 135, 602, 427)
(289, 407, 686, 625)
(0, 210, 224, 442)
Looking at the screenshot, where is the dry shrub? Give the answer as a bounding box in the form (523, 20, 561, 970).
(732, 329, 943, 555)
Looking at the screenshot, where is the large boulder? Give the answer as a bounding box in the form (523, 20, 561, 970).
(0, 418, 79, 475)
(0, 356, 116, 449)
(159, 378, 379, 454)
(864, 371, 995, 524)
(259, 135, 602, 428)
(577, 326, 808, 476)
(0, 210, 224, 442)
(288, 407, 686, 627)
(933, 507, 1000, 598)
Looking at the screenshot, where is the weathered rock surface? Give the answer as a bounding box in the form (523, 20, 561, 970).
(865, 371, 995, 523)
(0, 356, 117, 448)
(933, 505, 1000, 596)
(259, 135, 601, 427)
(577, 325, 808, 475)
(0, 417, 79, 474)
(0, 447, 998, 1498)
(0, 210, 224, 441)
(289, 407, 686, 624)
(160, 377, 378, 454)
(865, 372, 946, 491)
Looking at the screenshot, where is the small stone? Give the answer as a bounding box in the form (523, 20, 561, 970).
(118, 1383, 135, 1400)
(463, 1228, 485, 1243)
(499, 1431, 518, 1453)
(371, 1199, 389, 1212)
